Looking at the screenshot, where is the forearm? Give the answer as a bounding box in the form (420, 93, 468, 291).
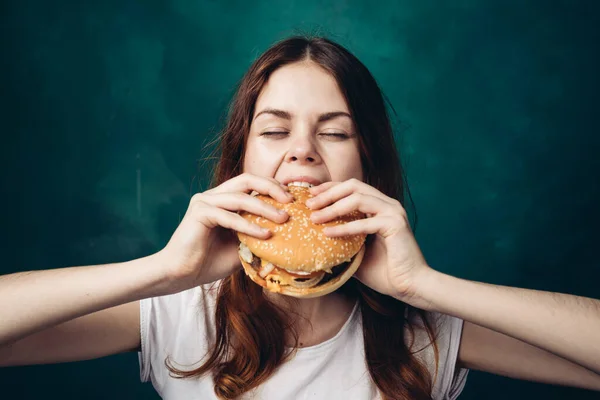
(419, 270, 600, 374)
(0, 254, 170, 346)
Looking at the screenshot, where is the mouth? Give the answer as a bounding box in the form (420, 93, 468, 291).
(280, 176, 323, 187)
(287, 181, 314, 188)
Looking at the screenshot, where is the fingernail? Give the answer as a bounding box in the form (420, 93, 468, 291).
(278, 208, 287, 215)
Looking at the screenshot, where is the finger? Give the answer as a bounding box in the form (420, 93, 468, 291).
(310, 193, 388, 223)
(307, 178, 396, 210)
(202, 192, 289, 223)
(213, 173, 293, 203)
(308, 181, 339, 196)
(322, 216, 385, 237)
(199, 206, 272, 239)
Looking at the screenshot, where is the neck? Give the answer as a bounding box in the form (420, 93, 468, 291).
(264, 290, 356, 347)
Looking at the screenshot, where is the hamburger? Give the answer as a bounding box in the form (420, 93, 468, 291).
(236, 182, 366, 298)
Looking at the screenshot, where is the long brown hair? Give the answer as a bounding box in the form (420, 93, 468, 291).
(166, 36, 439, 400)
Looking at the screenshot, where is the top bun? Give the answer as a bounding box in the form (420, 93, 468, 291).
(237, 185, 366, 272)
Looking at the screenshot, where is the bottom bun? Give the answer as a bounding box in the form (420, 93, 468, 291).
(239, 246, 365, 299)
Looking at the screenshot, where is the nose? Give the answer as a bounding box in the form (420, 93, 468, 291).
(284, 135, 322, 165)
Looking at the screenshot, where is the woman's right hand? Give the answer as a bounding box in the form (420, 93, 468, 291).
(154, 173, 292, 294)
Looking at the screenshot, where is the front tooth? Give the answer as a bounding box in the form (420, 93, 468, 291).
(288, 181, 314, 188)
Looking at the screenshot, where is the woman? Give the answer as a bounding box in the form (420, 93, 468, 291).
(1, 36, 599, 400)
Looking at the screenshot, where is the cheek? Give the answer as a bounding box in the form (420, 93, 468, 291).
(349, 146, 365, 181)
(348, 153, 364, 181)
(325, 147, 364, 181)
(242, 141, 280, 175)
(242, 150, 260, 174)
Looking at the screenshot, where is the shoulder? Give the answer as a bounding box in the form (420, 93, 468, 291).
(138, 281, 223, 386)
(140, 279, 223, 323)
(141, 280, 222, 319)
(140, 280, 223, 340)
(404, 309, 469, 400)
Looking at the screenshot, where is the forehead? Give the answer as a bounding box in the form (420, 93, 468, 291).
(253, 61, 350, 118)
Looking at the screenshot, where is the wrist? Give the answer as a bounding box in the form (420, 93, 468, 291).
(394, 265, 445, 312)
(142, 251, 192, 296)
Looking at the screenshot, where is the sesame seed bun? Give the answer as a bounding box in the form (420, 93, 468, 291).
(236, 185, 367, 297)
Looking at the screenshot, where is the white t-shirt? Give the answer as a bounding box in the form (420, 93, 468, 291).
(138, 281, 469, 399)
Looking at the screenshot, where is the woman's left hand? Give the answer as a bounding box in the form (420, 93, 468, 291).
(307, 179, 434, 309)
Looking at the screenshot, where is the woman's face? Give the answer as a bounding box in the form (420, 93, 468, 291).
(243, 61, 363, 186)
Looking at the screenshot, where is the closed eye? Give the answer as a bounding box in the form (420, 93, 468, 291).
(259, 131, 351, 140)
(319, 132, 350, 140)
(260, 131, 289, 138)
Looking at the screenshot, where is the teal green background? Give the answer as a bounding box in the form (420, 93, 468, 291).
(1, 0, 599, 399)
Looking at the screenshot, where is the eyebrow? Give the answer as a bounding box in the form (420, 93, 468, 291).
(254, 108, 353, 123)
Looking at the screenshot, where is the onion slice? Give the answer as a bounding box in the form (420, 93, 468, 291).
(259, 262, 275, 278)
(289, 271, 325, 288)
(284, 268, 312, 276)
(238, 243, 253, 264)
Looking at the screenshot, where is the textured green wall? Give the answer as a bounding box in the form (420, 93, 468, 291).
(1, 0, 598, 399)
